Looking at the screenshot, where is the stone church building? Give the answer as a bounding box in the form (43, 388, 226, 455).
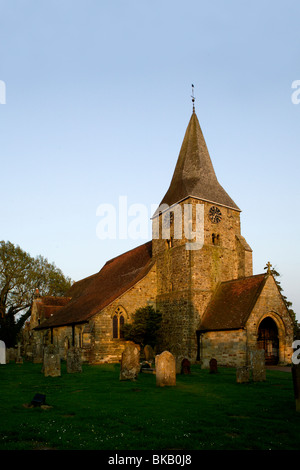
(29, 108, 294, 368)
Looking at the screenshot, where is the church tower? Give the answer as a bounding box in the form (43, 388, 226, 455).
(152, 107, 253, 362)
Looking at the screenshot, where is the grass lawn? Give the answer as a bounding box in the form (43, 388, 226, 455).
(0, 361, 299, 451)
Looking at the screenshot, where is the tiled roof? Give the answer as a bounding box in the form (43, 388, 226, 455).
(154, 111, 240, 216)
(34, 297, 71, 320)
(199, 273, 267, 331)
(35, 241, 153, 329)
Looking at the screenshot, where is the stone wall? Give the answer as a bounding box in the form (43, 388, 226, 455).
(24, 264, 157, 365)
(200, 329, 247, 368)
(86, 263, 157, 363)
(245, 275, 294, 365)
(199, 275, 294, 368)
(152, 197, 253, 363)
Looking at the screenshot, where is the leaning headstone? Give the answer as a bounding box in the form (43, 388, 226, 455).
(236, 366, 250, 383)
(120, 343, 140, 381)
(155, 351, 176, 387)
(0, 340, 6, 365)
(43, 344, 61, 377)
(144, 344, 154, 362)
(292, 364, 300, 412)
(66, 347, 82, 373)
(250, 349, 266, 381)
(209, 358, 218, 374)
(181, 358, 191, 375)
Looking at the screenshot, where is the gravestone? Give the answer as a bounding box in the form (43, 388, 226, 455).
(31, 394, 46, 407)
(250, 349, 266, 381)
(33, 343, 43, 364)
(140, 361, 154, 374)
(155, 351, 176, 387)
(43, 344, 61, 377)
(0, 340, 6, 365)
(209, 358, 218, 374)
(236, 366, 250, 383)
(15, 342, 23, 364)
(292, 364, 300, 412)
(181, 358, 191, 375)
(66, 347, 82, 373)
(120, 343, 140, 381)
(144, 344, 154, 362)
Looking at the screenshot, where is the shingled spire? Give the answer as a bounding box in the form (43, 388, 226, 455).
(156, 112, 240, 213)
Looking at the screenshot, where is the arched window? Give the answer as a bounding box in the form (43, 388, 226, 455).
(112, 306, 126, 339)
(113, 315, 118, 338)
(120, 315, 125, 339)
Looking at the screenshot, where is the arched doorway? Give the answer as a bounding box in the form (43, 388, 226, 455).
(257, 317, 279, 365)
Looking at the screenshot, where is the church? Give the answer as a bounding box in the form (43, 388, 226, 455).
(30, 105, 294, 368)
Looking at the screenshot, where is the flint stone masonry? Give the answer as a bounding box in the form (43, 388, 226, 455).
(155, 351, 176, 387)
(119, 342, 140, 381)
(67, 347, 82, 373)
(43, 344, 61, 377)
(0, 340, 6, 364)
(250, 349, 266, 382)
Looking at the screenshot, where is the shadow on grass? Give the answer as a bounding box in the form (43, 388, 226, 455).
(0, 362, 299, 450)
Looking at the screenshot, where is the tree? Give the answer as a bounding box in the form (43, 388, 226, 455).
(264, 263, 299, 336)
(122, 305, 162, 348)
(0, 240, 72, 346)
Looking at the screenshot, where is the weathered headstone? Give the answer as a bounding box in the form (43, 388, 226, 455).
(7, 347, 18, 363)
(0, 340, 6, 365)
(155, 351, 176, 387)
(15, 342, 23, 364)
(43, 344, 61, 377)
(66, 347, 82, 373)
(144, 344, 154, 362)
(33, 343, 44, 364)
(250, 349, 266, 381)
(181, 358, 191, 375)
(292, 364, 300, 412)
(120, 343, 140, 381)
(236, 366, 250, 383)
(209, 358, 218, 374)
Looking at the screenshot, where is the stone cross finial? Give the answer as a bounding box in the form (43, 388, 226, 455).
(266, 261, 272, 274)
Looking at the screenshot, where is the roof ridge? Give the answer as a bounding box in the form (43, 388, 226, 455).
(104, 240, 152, 267)
(218, 273, 266, 285)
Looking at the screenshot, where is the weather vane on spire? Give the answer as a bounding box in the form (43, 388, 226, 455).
(191, 84, 195, 113)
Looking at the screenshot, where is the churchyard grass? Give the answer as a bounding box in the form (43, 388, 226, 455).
(0, 362, 299, 450)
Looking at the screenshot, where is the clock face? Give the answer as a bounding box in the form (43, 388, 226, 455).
(209, 206, 222, 224)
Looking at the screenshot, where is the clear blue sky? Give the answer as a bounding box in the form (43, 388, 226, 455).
(0, 1, 299, 318)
